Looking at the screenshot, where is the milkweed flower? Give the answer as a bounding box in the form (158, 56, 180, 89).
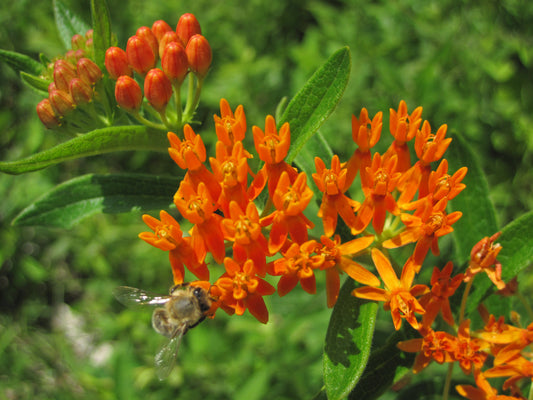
(213, 258, 276, 324)
(452, 319, 489, 375)
(312, 155, 360, 236)
(268, 240, 324, 297)
(383, 196, 462, 268)
(352, 248, 429, 330)
(465, 232, 505, 290)
(345, 108, 383, 188)
(318, 235, 379, 307)
(249, 115, 298, 199)
(213, 98, 247, 152)
(456, 369, 519, 400)
(260, 171, 314, 254)
(428, 159, 468, 201)
(384, 100, 422, 173)
(173, 181, 225, 264)
(221, 201, 269, 276)
(355, 152, 402, 234)
(139, 210, 209, 283)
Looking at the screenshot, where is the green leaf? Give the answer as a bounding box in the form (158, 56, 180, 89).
(0, 49, 44, 76)
(347, 331, 416, 400)
(446, 131, 498, 265)
(281, 47, 351, 164)
(20, 71, 51, 94)
(12, 173, 179, 228)
(53, 0, 91, 49)
(91, 0, 112, 69)
(323, 278, 378, 400)
(498, 210, 533, 281)
(0, 126, 168, 175)
(293, 130, 333, 193)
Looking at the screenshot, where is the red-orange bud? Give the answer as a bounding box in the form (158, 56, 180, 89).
(71, 34, 85, 50)
(186, 34, 212, 78)
(36, 99, 60, 129)
(115, 76, 143, 112)
(136, 26, 159, 62)
(176, 13, 202, 46)
(53, 60, 77, 92)
(85, 29, 93, 40)
(126, 35, 156, 75)
(144, 68, 173, 112)
(76, 58, 103, 85)
(49, 89, 75, 116)
(151, 20, 173, 42)
(69, 78, 93, 105)
(105, 47, 132, 79)
(158, 31, 180, 59)
(161, 42, 188, 83)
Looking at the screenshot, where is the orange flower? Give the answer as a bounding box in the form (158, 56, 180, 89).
(249, 115, 298, 199)
(466, 232, 505, 290)
(318, 235, 379, 307)
(139, 210, 209, 283)
(168, 125, 221, 201)
(260, 171, 314, 254)
(451, 319, 489, 375)
(419, 261, 464, 327)
(383, 196, 462, 268)
(397, 327, 456, 373)
(355, 152, 402, 234)
(213, 98, 247, 152)
(312, 155, 360, 236)
(484, 344, 533, 391)
(268, 240, 324, 296)
(352, 248, 428, 330)
(428, 159, 468, 201)
(209, 140, 250, 216)
(414, 120, 452, 197)
(345, 108, 383, 188)
(384, 100, 422, 173)
(221, 201, 269, 276)
(456, 369, 519, 400)
(173, 181, 226, 263)
(213, 258, 276, 323)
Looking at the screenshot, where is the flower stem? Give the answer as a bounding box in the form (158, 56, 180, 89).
(131, 111, 167, 130)
(442, 363, 454, 400)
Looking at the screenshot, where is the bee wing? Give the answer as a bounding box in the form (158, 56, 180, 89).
(154, 323, 187, 380)
(113, 286, 170, 308)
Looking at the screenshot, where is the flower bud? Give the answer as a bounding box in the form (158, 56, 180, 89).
(48, 81, 57, 94)
(69, 78, 93, 105)
(136, 26, 159, 62)
(176, 13, 201, 46)
(158, 31, 180, 59)
(186, 34, 212, 78)
(85, 29, 93, 40)
(71, 34, 85, 50)
(115, 76, 143, 112)
(36, 98, 60, 129)
(53, 59, 77, 92)
(49, 89, 75, 116)
(151, 20, 173, 42)
(75, 49, 86, 60)
(105, 47, 132, 79)
(144, 68, 172, 112)
(161, 42, 188, 84)
(77, 58, 103, 85)
(126, 35, 156, 75)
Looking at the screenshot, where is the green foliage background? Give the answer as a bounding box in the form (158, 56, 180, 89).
(1, 0, 532, 398)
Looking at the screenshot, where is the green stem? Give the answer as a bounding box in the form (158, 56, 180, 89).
(131, 111, 166, 130)
(459, 277, 474, 324)
(173, 81, 183, 130)
(442, 363, 454, 400)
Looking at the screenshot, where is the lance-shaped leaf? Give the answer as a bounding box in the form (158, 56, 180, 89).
(0, 49, 44, 76)
(323, 278, 378, 400)
(54, 0, 91, 49)
(497, 210, 533, 280)
(0, 126, 168, 175)
(446, 131, 498, 265)
(280, 47, 351, 164)
(12, 173, 180, 228)
(21, 71, 51, 94)
(91, 0, 112, 69)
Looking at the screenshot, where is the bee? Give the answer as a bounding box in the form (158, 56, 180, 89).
(113, 283, 213, 379)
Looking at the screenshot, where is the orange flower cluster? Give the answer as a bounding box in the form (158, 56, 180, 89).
(36, 30, 104, 130)
(105, 13, 212, 129)
(140, 98, 530, 397)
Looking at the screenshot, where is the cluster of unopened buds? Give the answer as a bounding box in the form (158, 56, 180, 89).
(36, 30, 105, 132)
(105, 13, 212, 131)
(140, 98, 532, 398)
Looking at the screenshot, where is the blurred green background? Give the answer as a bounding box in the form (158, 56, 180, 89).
(1, 0, 532, 399)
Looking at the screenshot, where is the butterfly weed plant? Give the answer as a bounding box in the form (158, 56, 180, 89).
(1, 0, 532, 399)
